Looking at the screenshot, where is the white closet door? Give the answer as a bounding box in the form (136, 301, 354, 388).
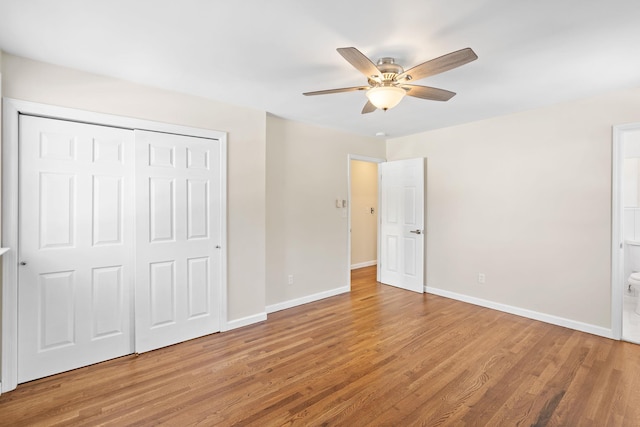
(379, 158, 425, 293)
(18, 115, 134, 383)
(134, 130, 222, 353)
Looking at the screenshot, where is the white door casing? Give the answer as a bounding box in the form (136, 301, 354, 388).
(18, 115, 135, 383)
(379, 158, 425, 293)
(134, 130, 222, 353)
(612, 123, 640, 341)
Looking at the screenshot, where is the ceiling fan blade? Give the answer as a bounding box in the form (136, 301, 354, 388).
(397, 48, 478, 82)
(337, 47, 381, 79)
(303, 86, 370, 96)
(402, 85, 456, 101)
(361, 101, 377, 114)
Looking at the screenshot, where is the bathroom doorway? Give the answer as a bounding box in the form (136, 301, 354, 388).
(612, 123, 640, 344)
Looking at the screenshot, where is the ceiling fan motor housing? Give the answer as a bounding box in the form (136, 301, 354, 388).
(376, 58, 404, 84)
(376, 57, 404, 74)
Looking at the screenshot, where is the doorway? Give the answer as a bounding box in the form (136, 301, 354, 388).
(348, 155, 427, 292)
(348, 155, 384, 286)
(612, 123, 640, 343)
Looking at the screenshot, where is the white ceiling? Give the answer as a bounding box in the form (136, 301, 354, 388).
(1, 0, 639, 138)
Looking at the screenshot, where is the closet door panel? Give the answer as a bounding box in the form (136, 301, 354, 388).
(135, 130, 221, 353)
(18, 115, 134, 383)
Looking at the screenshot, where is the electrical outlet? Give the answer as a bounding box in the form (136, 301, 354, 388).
(288, 274, 294, 285)
(478, 273, 486, 284)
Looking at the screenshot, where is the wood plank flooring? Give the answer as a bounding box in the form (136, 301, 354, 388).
(2, 266, 640, 426)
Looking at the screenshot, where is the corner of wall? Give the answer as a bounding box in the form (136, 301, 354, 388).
(265, 117, 385, 309)
(384, 88, 640, 330)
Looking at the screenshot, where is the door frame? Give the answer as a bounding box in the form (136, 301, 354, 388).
(347, 154, 385, 287)
(612, 122, 640, 341)
(1, 98, 228, 393)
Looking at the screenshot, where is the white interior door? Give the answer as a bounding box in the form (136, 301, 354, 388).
(134, 130, 222, 353)
(18, 115, 135, 383)
(379, 158, 425, 293)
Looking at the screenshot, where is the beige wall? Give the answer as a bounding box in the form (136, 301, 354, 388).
(350, 160, 378, 267)
(266, 116, 385, 307)
(1, 53, 266, 323)
(4, 51, 639, 335)
(388, 86, 640, 329)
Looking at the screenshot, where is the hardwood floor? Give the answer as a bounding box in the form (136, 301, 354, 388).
(2, 266, 640, 426)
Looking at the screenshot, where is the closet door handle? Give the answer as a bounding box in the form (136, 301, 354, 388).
(409, 230, 422, 235)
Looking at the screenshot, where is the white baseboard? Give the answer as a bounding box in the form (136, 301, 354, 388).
(425, 286, 614, 339)
(267, 286, 350, 314)
(351, 260, 377, 270)
(222, 312, 267, 332)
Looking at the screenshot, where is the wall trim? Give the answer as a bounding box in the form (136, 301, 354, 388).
(222, 313, 268, 332)
(266, 286, 350, 314)
(425, 286, 614, 339)
(351, 260, 377, 270)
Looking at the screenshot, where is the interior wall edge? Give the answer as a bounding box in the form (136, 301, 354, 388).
(266, 285, 350, 314)
(426, 286, 614, 339)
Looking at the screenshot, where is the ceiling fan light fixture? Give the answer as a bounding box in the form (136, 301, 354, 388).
(366, 86, 406, 110)
(304, 47, 477, 114)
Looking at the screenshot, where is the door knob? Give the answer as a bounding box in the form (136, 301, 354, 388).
(409, 230, 422, 235)
(20, 261, 27, 266)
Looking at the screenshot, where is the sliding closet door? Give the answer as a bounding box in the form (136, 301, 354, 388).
(15, 113, 224, 384)
(18, 115, 135, 383)
(134, 130, 222, 353)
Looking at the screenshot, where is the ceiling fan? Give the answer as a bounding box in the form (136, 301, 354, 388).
(303, 47, 477, 114)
